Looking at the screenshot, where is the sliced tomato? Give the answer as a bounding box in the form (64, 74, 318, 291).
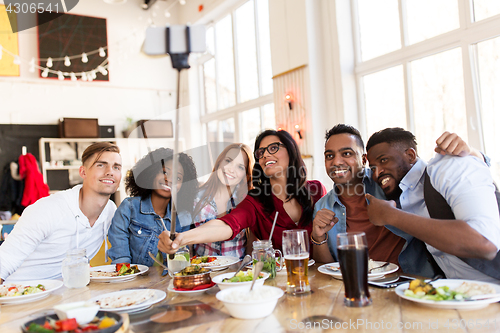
(82, 324, 100, 331)
(8, 286, 17, 291)
(42, 321, 52, 330)
(55, 318, 78, 331)
(207, 257, 217, 262)
(115, 263, 130, 272)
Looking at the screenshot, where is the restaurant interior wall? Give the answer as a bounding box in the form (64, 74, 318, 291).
(0, 0, 183, 138)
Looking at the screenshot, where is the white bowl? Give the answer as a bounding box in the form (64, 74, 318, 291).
(212, 271, 270, 290)
(54, 301, 100, 325)
(216, 285, 284, 319)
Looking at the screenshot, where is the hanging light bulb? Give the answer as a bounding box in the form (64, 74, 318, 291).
(46, 57, 53, 67)
(97, 66, 108, 76)
(13, 56, 21, 65)
(57, 71, 64, 80)
(91, 70, 97, 79)
(180, 0, 186, 5)
(81, 72, 87, 81)
(42, 68, 49, 78)
(164, 10, 171, 18)
(88, 74, 94, 82)
(70, 73, 77, 81)
(82, 53, 88, 63)
(64, 56, 71, 66)
(29, 58, 35, 73)
(0, 44, 3, 60)
(99, 47, 106, 57)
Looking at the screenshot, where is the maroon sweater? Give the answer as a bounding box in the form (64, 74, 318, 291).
(220, 180, 326, 252)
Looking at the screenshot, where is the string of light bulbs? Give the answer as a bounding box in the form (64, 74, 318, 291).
(0, 30, 141, 81)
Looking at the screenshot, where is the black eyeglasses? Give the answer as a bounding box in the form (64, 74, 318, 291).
(254, 142, 286, 160)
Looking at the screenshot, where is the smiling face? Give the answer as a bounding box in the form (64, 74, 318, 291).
(152, 159, 184, 200)
(366, 142, 415, 200)
(324, 133, 365, 187)
(257, 135, 289, 178)
(217, 148, 248, 187)
(80, 151, 122, 196)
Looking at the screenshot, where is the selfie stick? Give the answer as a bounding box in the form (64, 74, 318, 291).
(167, 26, 191, 259)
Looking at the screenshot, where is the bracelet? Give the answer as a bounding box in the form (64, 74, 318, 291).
(311, 233, 328, 245)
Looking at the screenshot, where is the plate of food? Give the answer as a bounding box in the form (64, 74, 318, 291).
(318, 260, 398, 280)
(0, 280, 63, 304)
(22, 311, 122, 333)
(190, 256, 240, 271)
(90, 264, 148, 283)
(89, 289, 166, 313)
(395, 278, 500, 310)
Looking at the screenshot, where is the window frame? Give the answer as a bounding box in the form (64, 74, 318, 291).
(352, 0, 500, 151)
(195, 0, 274, 145)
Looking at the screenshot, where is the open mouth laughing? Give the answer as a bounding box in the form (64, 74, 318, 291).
(265, 160, 277, 167)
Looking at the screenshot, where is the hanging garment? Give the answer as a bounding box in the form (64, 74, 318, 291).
(18, 153, 50, 207)
(0, 162, 25, 214)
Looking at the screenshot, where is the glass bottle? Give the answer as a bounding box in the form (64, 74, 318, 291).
(167, 245, 191, 277)
(61, 248, 90, 288)
(252, 240, 283, 279)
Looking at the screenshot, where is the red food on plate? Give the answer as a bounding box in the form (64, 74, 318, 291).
(115, 263, 130, 272)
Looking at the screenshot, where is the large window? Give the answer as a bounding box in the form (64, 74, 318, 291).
(197, 0, 274, 148)
(354, 0, 500, 184)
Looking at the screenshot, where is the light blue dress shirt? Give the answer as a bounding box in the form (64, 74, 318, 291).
(400, 155, 500, 283)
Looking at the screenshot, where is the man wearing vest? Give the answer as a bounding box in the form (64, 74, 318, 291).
(365, 128, 500, 284)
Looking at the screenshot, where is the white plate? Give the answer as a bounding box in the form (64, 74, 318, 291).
(191, 256, 240, 271)
(90, 264, 148, 283)
(395, 279, 500, 310)
(318, 261, 399, 280)
(167, 283, 216, 296)
(0, 280, 63, 304)
(89, 289, 166, 313)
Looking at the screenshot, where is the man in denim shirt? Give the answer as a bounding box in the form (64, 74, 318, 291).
(311, 125, 476, 277)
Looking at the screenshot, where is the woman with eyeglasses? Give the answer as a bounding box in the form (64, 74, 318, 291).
(108, 148, 198, 266)
(158, 130, 326, 254)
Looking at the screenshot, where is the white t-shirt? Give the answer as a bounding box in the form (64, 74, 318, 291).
(0, 185, 116, 282)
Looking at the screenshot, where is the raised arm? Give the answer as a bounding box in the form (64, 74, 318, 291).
(311, 208, 338, 263)
(365, 193, 497, 260)
(158, 219, 233, 254)
(435, 131, 484, 160)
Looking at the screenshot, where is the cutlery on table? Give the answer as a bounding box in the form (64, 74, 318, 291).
(368, 262, 390, 273)
(250, 261, 264, 291)
(148, 251, 168, 271)
(231, 255, 252, 278)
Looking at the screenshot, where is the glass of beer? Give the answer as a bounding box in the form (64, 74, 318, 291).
(282, 229, 310, 294)
(337, 232, 372, 307)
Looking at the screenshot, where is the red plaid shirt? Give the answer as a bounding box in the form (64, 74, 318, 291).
(192, 195, 246, 259)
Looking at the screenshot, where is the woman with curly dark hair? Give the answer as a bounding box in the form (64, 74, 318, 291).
(108, 148, 198, 266)
(158, 130, 326, 254)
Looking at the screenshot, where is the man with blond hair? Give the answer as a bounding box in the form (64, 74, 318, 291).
(0, 142, 122, 282)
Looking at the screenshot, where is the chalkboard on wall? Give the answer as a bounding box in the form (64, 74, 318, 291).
(37, 12, 109, 81)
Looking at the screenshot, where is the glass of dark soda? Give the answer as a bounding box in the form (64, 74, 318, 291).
(337, 232, 372, 307)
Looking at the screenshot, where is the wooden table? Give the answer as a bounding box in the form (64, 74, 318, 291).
(1, 264, 499, 333)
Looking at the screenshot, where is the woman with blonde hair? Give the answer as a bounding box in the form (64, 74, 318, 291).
(192, 143, 254, 259)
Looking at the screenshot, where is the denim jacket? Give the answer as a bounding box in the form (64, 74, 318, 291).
(313, 168, 437, 277)
(108, 196, 191, 266)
